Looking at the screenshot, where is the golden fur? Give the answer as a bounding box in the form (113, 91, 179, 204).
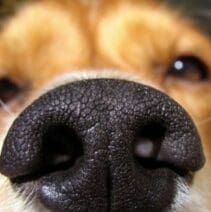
(0, 0, 211, 211)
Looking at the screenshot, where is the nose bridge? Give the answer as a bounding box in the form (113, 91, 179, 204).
(108, 128, 138, 210)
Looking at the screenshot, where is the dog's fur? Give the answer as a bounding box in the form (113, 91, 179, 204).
(0, 0, 211, 211)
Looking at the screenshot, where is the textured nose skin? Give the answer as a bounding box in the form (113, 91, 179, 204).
(0, 79, 205, 211)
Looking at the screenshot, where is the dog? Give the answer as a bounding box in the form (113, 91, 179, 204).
(0, 0, 210, 211)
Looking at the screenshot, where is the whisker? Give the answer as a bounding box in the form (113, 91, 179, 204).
(0, 99, 14, 116)
(23, 185, 37, 205)
(197, 117, 211, 126)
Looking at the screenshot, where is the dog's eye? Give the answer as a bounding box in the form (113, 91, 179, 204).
(0, 77, 21, 104)
(167, 56, 209, 82)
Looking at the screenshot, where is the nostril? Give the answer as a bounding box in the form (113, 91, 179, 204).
(41, 125, 84, 174)
(133, 122, 192, 175)
(133, 122, 166, 159)
(10, 125, 84, 183)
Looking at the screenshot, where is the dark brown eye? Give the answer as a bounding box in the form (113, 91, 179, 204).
(167, 56, 209, 82)
(0, 77, 21, 104)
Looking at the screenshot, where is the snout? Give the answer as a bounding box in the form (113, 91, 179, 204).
(0, 79, 205, 211)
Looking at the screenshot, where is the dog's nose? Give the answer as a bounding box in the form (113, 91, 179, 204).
(0, 79, 205, 211)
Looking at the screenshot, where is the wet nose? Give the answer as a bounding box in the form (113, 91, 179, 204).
(0, 79, 205, 211)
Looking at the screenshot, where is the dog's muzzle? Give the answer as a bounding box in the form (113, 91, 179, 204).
(0, 79, 205, 211)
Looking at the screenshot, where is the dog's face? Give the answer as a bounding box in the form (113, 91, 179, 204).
(0, 0, 211, 211)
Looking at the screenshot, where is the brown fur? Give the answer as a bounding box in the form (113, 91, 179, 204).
(0, 0, 211, 211)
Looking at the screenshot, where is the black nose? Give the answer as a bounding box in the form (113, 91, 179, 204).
(0, 79, 205, 211)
